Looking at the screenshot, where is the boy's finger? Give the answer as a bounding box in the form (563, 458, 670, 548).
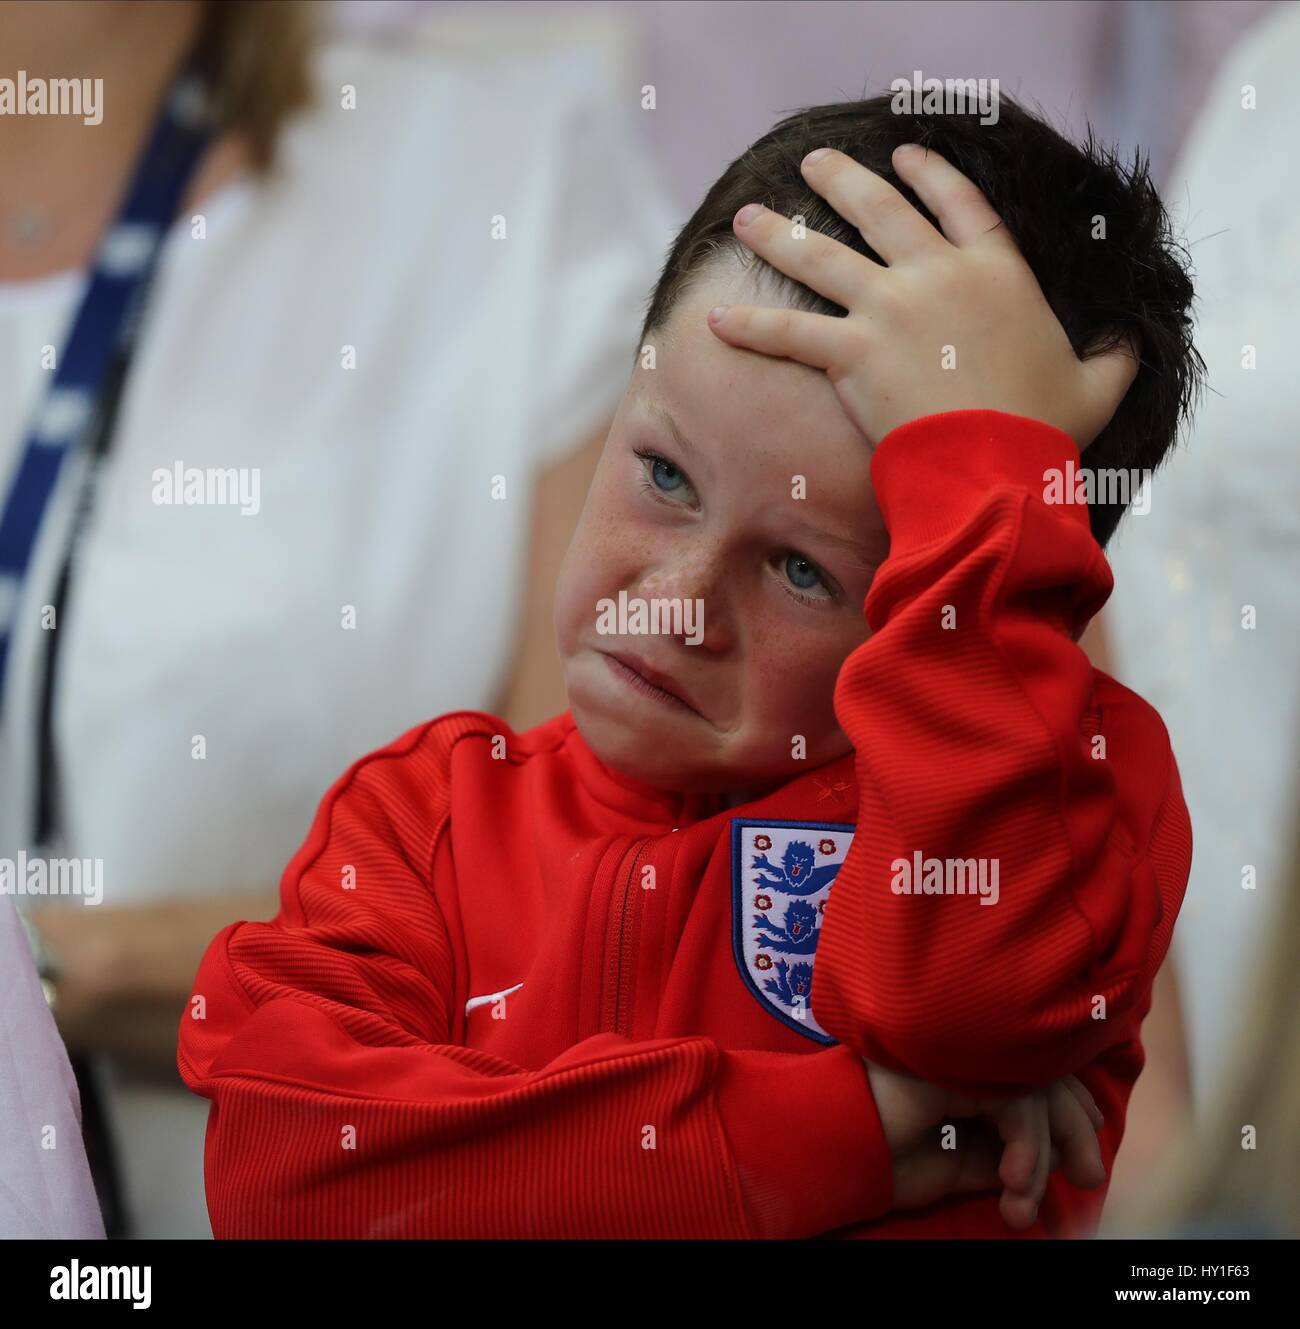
(999, 1103, 1050, 1230)
(731, 202, 878, 308)
(999, 1180, 1043, 1232)
(800, 147, 948, 265)
(889, 142, 1012, 252)
(1049, 1081, 1107, 1189)
(1062, 1073, 1105, 1130)
(1031, 1094, 1051, 1199)
(993, 1093, 1048, 1197)
(992, 1096, 1034, 1191)
(706, 303, 846, 372)
(941, 1118, 1051, 1229)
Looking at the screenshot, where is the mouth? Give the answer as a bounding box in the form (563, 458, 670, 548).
(600, 650, 702, 717)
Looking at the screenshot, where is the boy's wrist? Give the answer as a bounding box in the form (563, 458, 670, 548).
(870, 409, 1091, 558)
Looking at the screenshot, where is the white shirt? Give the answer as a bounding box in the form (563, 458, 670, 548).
(1102, 2, 1300, 1110)
(0, 12, 677, 1237)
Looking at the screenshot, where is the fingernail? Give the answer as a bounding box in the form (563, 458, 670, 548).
(734, 203, 763, 226)
(708, 306, 729, 323)
(802, 147, 831, 167)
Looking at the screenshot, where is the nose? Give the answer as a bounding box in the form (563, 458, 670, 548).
(635, 542, 734, 653)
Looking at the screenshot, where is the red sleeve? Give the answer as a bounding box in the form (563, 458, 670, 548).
(811, 410, 1191, 1098)
(177, 722, 893, 1239)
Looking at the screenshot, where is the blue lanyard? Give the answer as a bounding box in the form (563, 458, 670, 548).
(0, 65, 214, 716)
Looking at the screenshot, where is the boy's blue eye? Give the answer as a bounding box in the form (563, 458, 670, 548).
(784, 553, 822, 591)
(649, 454, 685, 491)
(633, 447, 693, 498)
(778, 551, 836, 606)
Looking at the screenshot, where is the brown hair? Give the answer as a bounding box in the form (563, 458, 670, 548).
(195, 0, 320, 171)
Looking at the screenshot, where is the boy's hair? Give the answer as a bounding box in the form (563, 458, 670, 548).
(638, 92, 1205, 548)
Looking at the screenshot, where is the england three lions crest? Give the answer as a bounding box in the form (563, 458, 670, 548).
(730, 818, 855, 1043)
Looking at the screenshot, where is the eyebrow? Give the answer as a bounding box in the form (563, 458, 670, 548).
(786, 515, 881, 566)
(645, 401, 700, 462)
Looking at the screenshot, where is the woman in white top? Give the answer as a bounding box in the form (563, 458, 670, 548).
(0, 1, 676, 1237)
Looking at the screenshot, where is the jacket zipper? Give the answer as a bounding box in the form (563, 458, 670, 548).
(602, 837, 653, 1037)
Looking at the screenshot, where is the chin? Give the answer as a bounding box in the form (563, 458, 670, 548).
(571, 701, 683, 785)
(563, 650, 806, 794)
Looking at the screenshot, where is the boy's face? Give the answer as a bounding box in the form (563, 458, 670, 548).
(553, 271, 888, 798)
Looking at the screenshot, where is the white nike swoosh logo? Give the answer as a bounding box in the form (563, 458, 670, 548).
(465, 981, 524, 1017)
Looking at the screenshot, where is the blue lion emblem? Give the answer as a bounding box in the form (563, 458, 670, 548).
(752, 896, 820, 954)
(750, 838, 841, 896)
(761, 958, 814, 1009)
(731, 819, 855, 1043)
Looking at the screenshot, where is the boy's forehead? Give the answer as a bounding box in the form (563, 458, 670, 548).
(636, 285, 871, 485)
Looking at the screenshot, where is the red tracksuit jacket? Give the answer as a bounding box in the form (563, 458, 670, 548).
(178, 409, 1191, 1239)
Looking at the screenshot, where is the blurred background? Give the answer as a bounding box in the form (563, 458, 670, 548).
(2, 0, 1294, 1241)
(396, 0, 1281, 202)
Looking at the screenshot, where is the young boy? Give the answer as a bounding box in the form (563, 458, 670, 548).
(178, 94, 1199, 1239)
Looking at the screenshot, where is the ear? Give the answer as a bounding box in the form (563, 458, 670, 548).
(1078, 328, 1143, 448)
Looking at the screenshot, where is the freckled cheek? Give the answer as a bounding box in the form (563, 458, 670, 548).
(555, 495, 655, 651)
(742, 620, 854, 726)
(586, 504, 657, 584)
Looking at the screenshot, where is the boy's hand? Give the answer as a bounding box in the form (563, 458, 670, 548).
(865, 1060, 1107, 1229)
(707, 144, 1140, 452)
